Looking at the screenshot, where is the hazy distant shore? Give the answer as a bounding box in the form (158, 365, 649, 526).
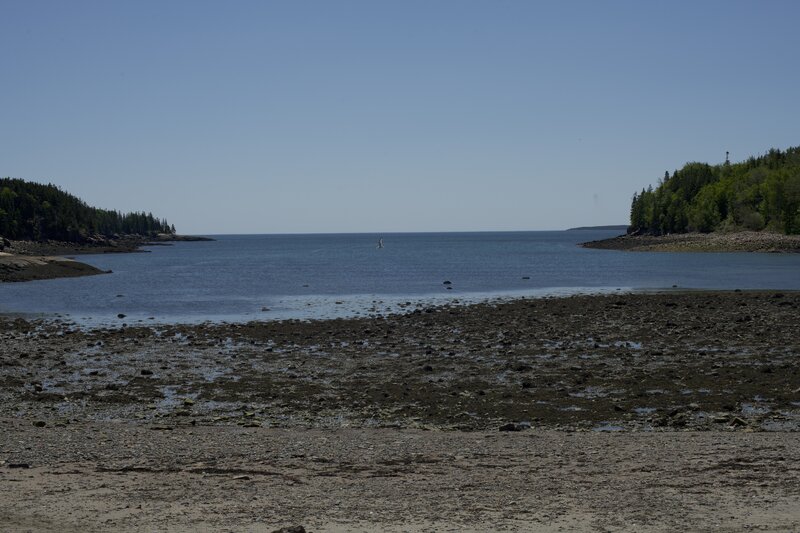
(1, 290, 798, 530)
(566, 224, 629, 231)
(582, 230, 800, 253)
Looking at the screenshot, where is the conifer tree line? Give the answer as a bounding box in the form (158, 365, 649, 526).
(0, 178, 176, 241)
(629, 146, 800, 235)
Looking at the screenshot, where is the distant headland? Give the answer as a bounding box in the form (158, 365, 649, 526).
(0, 177, 211, 282)
(567, 225, 628, 231)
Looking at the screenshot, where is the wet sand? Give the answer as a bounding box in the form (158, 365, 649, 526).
(1, 291, 799, 530)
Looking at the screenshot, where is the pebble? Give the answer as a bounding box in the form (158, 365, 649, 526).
(499, 422, 531, 432)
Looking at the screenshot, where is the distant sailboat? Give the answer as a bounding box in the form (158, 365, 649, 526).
(377, 237, 384, 249)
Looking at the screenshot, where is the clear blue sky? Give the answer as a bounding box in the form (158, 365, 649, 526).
(2, 1, 798, 234)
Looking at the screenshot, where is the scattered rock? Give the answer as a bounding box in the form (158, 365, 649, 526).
(272, 527, 306, 533)
(117, 313, 127, 319)
(32, 420, 47, 428)
(499, 422, 531, 432)
(140, 369, 153, 376)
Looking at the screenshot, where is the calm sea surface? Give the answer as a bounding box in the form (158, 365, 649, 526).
(1, 230, 799, 325)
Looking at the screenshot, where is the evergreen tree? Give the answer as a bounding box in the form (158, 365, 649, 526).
(0, 178, 176, 241)
(629, 146, 800, 235)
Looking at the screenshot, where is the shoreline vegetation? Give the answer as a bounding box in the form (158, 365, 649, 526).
(0, 177, 212, 282)
(1, 290, 799, 530)
(583, 145, 800, 253)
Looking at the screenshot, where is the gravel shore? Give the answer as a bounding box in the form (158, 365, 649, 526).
(1, 291, 799, 530)
(581, 231, 800, 253)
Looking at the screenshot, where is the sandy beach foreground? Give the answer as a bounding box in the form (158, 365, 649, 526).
(1, 291, 799, 531)
(3, 422, 799, 532)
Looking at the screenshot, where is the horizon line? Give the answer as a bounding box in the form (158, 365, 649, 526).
(180, 226, 628, 237)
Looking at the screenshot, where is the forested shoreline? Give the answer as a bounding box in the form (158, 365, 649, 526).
(0, 178, 175, 242)
(629, 146, 800, 235)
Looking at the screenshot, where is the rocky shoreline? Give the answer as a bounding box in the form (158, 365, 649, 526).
(0, 252, 108, 282)
(3, 290, 796, 432)
(0, 234, 212, 282)
(1, 291, 799, 529)
(582, 230, 800, 253)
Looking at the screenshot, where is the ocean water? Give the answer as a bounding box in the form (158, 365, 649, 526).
(1, 230, 799, 325)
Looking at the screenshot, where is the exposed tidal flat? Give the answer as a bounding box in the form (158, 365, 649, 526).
(2, 231, 800, 531)
(2, 290, 800, 531)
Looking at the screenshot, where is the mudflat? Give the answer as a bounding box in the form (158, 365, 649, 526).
(1, 291, 799, 531)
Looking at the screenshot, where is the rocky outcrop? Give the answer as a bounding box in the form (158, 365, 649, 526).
(0, 253, 106, 282)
